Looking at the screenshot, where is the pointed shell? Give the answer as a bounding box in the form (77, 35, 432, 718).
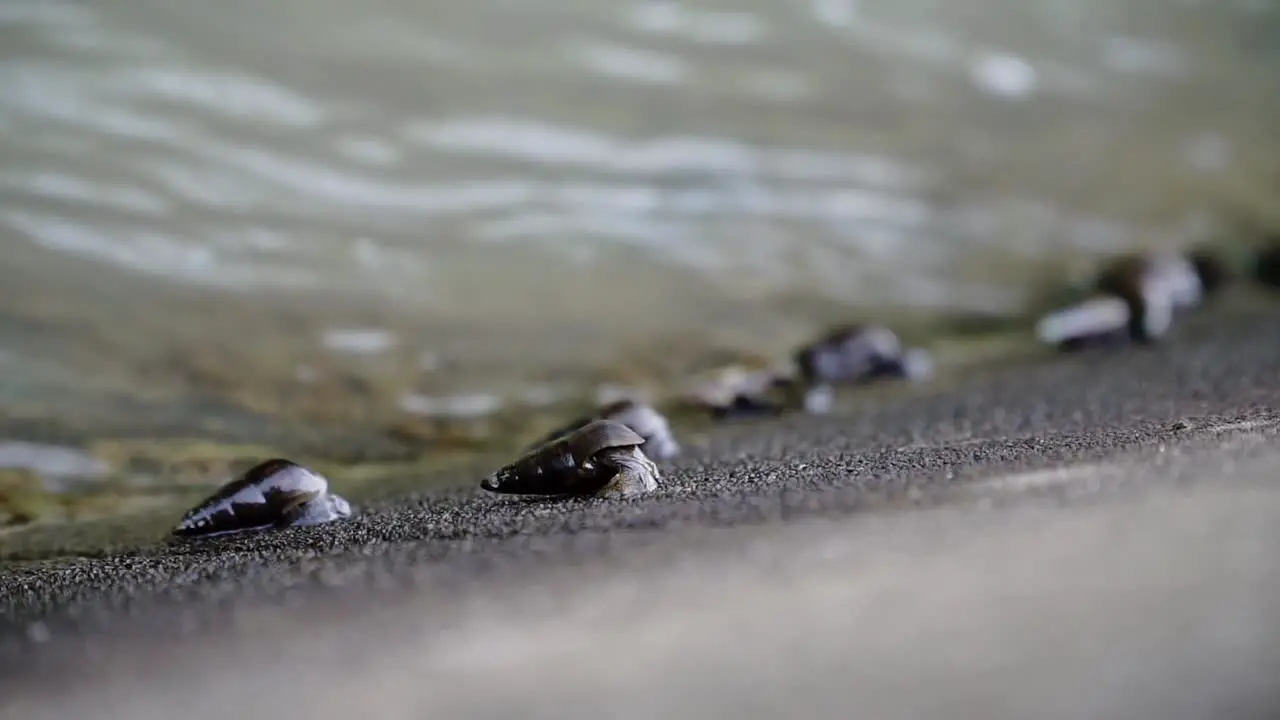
(1036, 295, 1131, 347)
(173, 459, 331, 537)
(1092, 253, 1203, 342)
(795, 325, 903, 384)
(481, 420, 646, 496)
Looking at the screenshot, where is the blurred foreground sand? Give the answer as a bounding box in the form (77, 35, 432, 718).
(10, 435, 1280, 720)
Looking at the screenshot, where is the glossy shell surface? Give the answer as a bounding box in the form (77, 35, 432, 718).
(795, 325, 904, 384)
(482, 419, 657, 496)
(173, 458, 352, 538)
(1035, 295, 1132, 349)
(1091, 252, 1209, 342)
(529, 400, 681, 460)
(1039, 250, 1221, 349)
(795, 325, 931, 385)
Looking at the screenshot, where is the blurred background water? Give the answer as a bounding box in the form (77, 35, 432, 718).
(1, 0, 1278, 437)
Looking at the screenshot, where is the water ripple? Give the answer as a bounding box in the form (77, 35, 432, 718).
(568, 40, 691, 85)
(4, 210, 217, 279)
(0, 63, 194, 143)
(0, 171, 169, 216)
(103, 66, 327, 128)
(406, 117, 931, 188)
(0, 0, 1272, 333)
(627, 2, 769, 45)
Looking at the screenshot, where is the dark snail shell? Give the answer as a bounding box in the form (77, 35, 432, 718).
(1186, 248, 1230, 297)
(794, 325, 933, 385)
(684, 365, 795, 419)
(1043, 249, 1222, 349)
(709, 393, 788, 419)
(1035, 295, 1132, 350)
(529, 400, 681, 460)
(1097, 254, 1180, 341)
(482, 419, 659, 497)
(172, 458, 352, 538)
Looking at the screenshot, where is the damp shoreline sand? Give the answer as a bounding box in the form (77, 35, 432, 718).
(1, 295, 1279, 718)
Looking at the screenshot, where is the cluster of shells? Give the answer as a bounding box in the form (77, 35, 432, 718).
(171, 241, 1280, 538)
(170, 318, 939, 536)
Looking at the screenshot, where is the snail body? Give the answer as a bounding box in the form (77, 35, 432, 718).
(172, 458, 352, 538)
(482, 419, 660, 499)
(532, 399, 680, 460)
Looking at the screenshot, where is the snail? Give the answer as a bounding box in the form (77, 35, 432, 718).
(794, 325, 934, 385)
(682, 364, 795, 419)
(792, 325, 934, 414)
(172, 458, 352, 538)
(1034, 295, 1132, 351)
(530, 399, 681, 460)
(481, 419, 660, 499)
(1036, 249, 1227, 349)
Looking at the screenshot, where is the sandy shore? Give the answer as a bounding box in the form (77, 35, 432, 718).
(1, 297, 1278, 718)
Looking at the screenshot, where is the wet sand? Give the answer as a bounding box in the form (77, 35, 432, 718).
(1, 297, 1279, 718)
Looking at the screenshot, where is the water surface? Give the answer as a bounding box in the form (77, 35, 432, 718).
(1, 0, 1277, 441)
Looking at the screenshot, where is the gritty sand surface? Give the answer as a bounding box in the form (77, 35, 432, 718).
(8, 452, 1280, 720)
(1, 299, 1279, 718)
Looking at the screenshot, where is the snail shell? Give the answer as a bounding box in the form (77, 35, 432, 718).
(684, 365, 795, 419)
(482, 419, 660, 498)
(794, 325, 933, 386)
(1044, 249, 1224, 348)
(530, 400, 681, 460)
(172, 458, 352, 538)
(1035, 295, 1132, 350)
(1096, 253, 1187, 341)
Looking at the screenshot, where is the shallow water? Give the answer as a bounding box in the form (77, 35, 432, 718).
(1, 2, 1278, 447)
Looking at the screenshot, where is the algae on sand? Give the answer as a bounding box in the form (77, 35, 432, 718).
(0, 445, 500, 563)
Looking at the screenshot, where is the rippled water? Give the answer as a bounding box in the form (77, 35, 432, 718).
(2, 0, 1278, 425)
